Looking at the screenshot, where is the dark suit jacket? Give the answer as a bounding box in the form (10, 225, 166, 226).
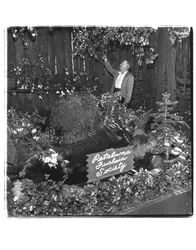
(105, 61, 134, 104)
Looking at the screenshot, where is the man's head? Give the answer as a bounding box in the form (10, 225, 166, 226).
(119, 60, 130, 73)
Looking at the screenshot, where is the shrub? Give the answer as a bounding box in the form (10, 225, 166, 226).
(50, 92, 102, 144)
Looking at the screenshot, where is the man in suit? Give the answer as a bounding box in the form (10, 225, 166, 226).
(103, 55, 134, 106)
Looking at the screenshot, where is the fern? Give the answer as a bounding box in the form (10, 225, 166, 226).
(151, 92, 189, 132)
(133, 110, 152, 135)
(150, 92, 189, 159)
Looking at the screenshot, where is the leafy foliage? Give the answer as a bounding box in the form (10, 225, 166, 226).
(151, 92, 188, 131)
(7, 95, 192, 216)
(98, 92, 154, 145)
(150, 92, 190, 159)
(7, 107, 49, 162)
(97, 92, 191, 166)
(8, 107, 35, 141)
(7, 107, 50, 156)
(98, 92, 147, 125)
(8, 107, 47, 141)
(8, 56, 103, 98)
(7, 107, 52, 180)
(7, 159, 191, 216)
(8, 56, 53, 92)
(174, 89, 191, 130)
(73, 27, 158, 66)
(168, 27, 190, 45)
(8, 27, 38, 48)
(132, 110, 152, 134)
(19, 148, 70, 183)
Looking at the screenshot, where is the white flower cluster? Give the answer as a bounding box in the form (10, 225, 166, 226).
(33, 135, 39, 141)
(171, 147, 182, 156)
(42, 149, 59, 168)
(40, 149, 70, 169)
(32, 128, 37, 134)
(32, 128, 40, 141)
(12, 181, 23, 202)
(174, 134, 184, 144)
(164, 140, 170, 147)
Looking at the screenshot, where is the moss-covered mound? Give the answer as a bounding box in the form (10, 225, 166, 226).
(50, 92, 102, 144)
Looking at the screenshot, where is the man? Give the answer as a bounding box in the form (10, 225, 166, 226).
(103, 55, 134, 106)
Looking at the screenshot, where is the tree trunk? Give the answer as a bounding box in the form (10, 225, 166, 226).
(64, 27, 73, 74)
(153, 27, 177, 102)
(167, 42, 176, 99)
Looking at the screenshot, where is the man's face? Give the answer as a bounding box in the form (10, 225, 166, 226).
(120, 60, 129, 73)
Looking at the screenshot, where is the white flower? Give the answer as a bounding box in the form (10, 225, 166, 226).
(174, 134, 183, 143)
(171, 149, 179, 155)
(48, 163, 56, 168)
(48, 149, 56, 154)
(33, 135, 39, 141)
(13, 196, 19, 202)
(126, 187, 132, 193)
(53, 195, 57, 201)
(44, 201, 49, 206)
(179, 155, 186, 160)
(50, 157, 58, 165)
(43, 156, 52, 163)
(60, 91, 65, 97)
(164, 141, 170, 147)
(51, 153, 58, 158)
(171, 147, 182, 155)
(41, 149, 59, 167)
(32, 128, 37, 134)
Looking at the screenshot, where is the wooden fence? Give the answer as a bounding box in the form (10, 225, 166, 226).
(7, 27, 192, 112)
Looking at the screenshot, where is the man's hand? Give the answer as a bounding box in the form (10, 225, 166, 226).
(102, 55, 108, 62)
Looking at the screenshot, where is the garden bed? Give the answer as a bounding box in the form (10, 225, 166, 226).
(6, 92, 192, 217)
(7, 160, 192, 217)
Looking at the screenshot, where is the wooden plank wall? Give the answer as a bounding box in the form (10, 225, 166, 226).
(7, 27, 192, 112)
(7, 27, 137, 92)
(8, 27, 73, 74)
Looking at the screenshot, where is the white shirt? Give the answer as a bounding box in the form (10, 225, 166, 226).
(115, 71, 128, 89)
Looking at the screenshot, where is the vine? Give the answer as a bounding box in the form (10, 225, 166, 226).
(73, 27, 158, 66)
